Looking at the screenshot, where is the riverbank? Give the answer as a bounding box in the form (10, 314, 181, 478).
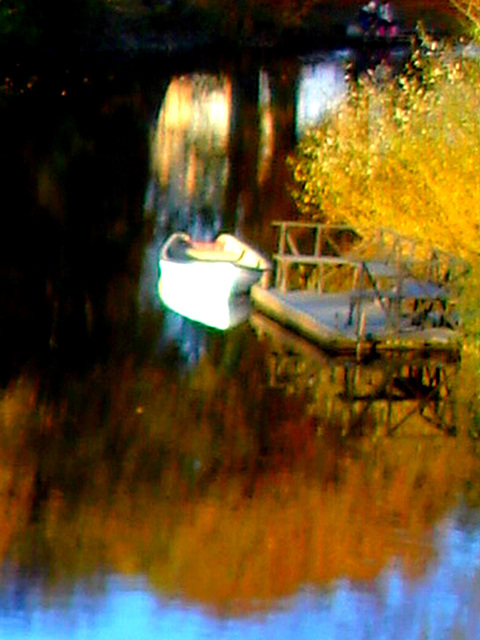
(0, 0, 464, 69)
(93, 0, 463, 57)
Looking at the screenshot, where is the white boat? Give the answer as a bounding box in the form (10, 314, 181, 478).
(159, 232, 271, 294)
(158, 232, 271, 329)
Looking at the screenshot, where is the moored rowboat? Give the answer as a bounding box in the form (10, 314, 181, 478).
(159, 232, 271, 296)
(158, 232, 271, 329)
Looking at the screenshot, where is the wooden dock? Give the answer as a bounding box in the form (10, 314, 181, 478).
(251, 222, 467, 358)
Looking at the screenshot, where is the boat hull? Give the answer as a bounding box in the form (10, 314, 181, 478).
(159, 232, 271, 296)
(158, 232, 271, 328)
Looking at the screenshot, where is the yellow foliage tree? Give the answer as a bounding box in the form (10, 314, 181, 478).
(290, 48, 480, 261)
(290, 44, 480, 348)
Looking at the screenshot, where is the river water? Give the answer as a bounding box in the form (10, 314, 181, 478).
(1, 43, 480, 640)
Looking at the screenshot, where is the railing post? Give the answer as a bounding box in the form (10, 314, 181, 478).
(356, 263, 364, 335)
(314, 224, 322, 257)
(391, 254, 403, 330)
(314, 224, 323, 292)
(278, 222, 286, 256)
(275, 223, 287, 290)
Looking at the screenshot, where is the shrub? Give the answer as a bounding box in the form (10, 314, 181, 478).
(290, 43, 480, 261)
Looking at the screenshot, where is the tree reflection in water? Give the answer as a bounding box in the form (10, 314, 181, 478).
(0, 318, 479, 621)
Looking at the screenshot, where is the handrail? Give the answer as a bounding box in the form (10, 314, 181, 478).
(271, 221, 469, 288)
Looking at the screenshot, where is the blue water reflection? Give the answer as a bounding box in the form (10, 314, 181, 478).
(2, 508, 479, 640)
(296, 55, 348, 134)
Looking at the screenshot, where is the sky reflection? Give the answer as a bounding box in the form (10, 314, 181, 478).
(296, 59, 348, 134)
(2, 508, 479, 640)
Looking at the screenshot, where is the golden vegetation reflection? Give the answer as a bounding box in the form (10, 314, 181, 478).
(1, 327, 479, 613)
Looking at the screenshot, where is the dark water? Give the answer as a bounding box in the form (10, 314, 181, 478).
(1, 45, 480, 639)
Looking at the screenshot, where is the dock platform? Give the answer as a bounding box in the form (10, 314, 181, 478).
(251, 285, 461, 356)
(250, 222, 466, 358)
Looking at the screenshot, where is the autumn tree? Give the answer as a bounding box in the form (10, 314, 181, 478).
(290, 47, 480, 260)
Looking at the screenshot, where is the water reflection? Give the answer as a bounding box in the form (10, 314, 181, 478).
(146, 52, 350, 243)
(1, 43, 480, 640)
(1, 508, 480, 639)
(252, 312, 459, 436)
(296, 54, 349, 134)
(2, 509, 480, 640)
(1, 328, 479, 619)
(151, 73, 230, 238)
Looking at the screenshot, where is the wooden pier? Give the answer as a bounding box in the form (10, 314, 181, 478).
(251, 222, 468, 358)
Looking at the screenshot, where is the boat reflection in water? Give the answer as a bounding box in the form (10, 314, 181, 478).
(158, 232, 270, 330)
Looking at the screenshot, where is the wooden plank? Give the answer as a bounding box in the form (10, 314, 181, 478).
(251, 287, 356, 352)
(400, 279, 447, 300)
(272, 221, 356, 231)
(273, 254, 357, 266)
(251, 285, 461, 356)
(363, 260, 399, 277)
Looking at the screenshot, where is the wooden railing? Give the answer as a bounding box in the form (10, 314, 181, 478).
(272, 221, 469, 289)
